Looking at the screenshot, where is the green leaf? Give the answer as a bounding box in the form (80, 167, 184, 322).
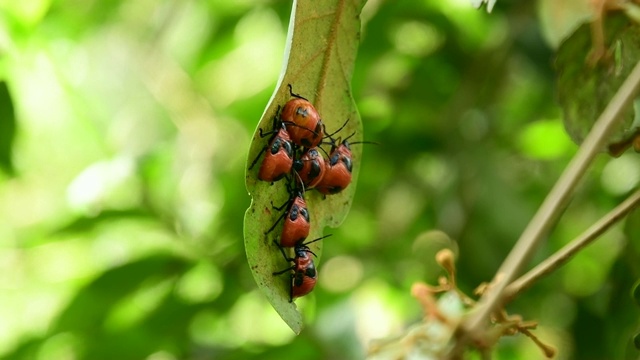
(556, 13, 640, 156)
(243, 0, 366, 333)
(635, 332, 640, 350)
(0, 81, 16, 174)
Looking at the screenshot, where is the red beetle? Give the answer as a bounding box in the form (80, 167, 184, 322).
(316, 138, 353, 195)
(272, 235, 330, 302)
(281, 85, 324, 148)
(249, 118, 294, 183)
(266, 188, 310, 247)
(293, 148, 326, 189)
(316, 131, 377, 195)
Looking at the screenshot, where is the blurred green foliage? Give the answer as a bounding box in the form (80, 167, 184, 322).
(1, 1, 640, 359)
(556, 13, 640, 153)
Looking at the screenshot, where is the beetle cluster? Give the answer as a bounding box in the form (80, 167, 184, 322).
(249, 85, 365, 302)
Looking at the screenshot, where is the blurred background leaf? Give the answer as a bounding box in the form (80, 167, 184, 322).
(1, 0, 639, 359)
(556, 13, 640, 155)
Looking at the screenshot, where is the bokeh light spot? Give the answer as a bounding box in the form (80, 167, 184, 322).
(601, 153, 640, 196)
(175, 261, 223, 303)
(391, 21, 443, 57)
(321, 255, 364, 293)
(354, 281, 403, 347)
(227, 291, 294, 346)
(562, 257, 606, 297)
(517, 119, 574, 160)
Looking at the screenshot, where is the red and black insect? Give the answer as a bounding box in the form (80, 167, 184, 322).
(272, 235, 330, 302)
(316, 130, 377, 195)
(281, 84, 324, 148)
(293, 147, 326, 189)
(316, 134, 355, 195)
(266, 185, 310, 248)
(249, 116, 294, 183)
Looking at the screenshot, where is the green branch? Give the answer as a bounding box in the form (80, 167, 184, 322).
(504, 188, 640, 302)
(452, 59, 640, 352)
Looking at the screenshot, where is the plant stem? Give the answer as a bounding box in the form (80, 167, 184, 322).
(503, 188, 640, 302)
(455, 60, 640, 348)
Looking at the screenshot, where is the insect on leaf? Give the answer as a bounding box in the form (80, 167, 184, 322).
(244, 0, 366, 334)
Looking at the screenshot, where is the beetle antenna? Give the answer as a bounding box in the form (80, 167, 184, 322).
(343, 132, 356, 143)
(341, 132, 381, 146)
(282, 121, 320, 137)
(302, 234, 333, 247)
(287, 84, 309, 101)
(316, 145, 330, 157)
(324, 118, 350, 140)
(349, 140, 380, 146)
